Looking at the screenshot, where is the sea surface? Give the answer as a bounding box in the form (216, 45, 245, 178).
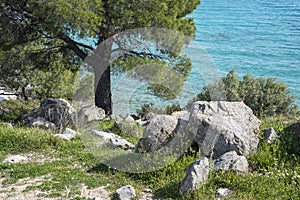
(112, 0, 299, 114)
(188, 0, 300, 104)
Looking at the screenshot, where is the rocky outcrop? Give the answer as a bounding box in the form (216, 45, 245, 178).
(135, 114, 178, 153)
(179, 157, 210, 195)
(77, 105, 105, 127)
(116, 185, 136, 200)
(23, 98, 75, 131)
(188, 101, 260, 159)
(213, 151, 248, 173)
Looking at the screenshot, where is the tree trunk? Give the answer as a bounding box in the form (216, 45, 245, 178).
(64, 35, 113, 115)
(94, 65, 112, 115)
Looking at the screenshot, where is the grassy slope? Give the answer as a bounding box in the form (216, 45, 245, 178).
(0, 116, 299, 199)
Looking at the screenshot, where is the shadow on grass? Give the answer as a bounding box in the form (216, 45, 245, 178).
(281, 121, 300, 159)
(86, 163, 112, 174)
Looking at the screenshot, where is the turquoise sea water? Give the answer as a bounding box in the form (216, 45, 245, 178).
(112, 0, 300, 114)
(188, 0, 300, 104)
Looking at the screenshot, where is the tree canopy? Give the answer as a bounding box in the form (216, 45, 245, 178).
(0, 0, 200, 114)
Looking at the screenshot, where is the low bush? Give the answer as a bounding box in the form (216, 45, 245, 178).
(0, 99, 39, 123)
(136, 103, 182, 119)
(189, 69, 298, 118)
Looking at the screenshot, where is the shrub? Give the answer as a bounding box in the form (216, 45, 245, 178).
(136, 103, 164, 119)
(165, 104, 182, 115)
(136, 103, 182, 119)
(0, 99, 39, 123)
(189, 70, 298, 118)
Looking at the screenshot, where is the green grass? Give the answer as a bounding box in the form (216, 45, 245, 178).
(0, 117, 299, 199)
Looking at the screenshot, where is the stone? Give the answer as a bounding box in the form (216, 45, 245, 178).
(23, 98, 75, 131)
(216, 188, 232, 198)
(213, 151, 248, 173)
(54, 128, 79, 141)
(171, 110, 190, 121)
(110, 138, 135, 150)
(2, 122, 13, 129)
(77, 105, 105, 126)
(116, 185, 136, 200)
(32, 117, 56, 131)
(91, 130, 134, 150)
(135, 114, 178, 153)
(125, 115, 135, 122)
(179, 157, 210, 195)
(188, 101, 260, 159)
(91, 130, 117, 140)
(136, 119, 148, 126)
(4, 155, 28, 163)
(264, 127, 278, 143)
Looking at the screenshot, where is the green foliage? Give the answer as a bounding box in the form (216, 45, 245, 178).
(191, 69, 298, 118)
(0, 99, 39, 123)
(0, 123, 62, 153)
(165, 104, 182, 115)
(136, 103, 164, 119)
(136, 103, 182, 119)
(281, 122, 300, 157)
(0, 0, 200, 109)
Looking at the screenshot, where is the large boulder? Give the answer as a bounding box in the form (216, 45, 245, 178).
(179, 157, 210, 195)
(23, 98, 75, 131)
(77, 105, 105, 127)
(188, 101, 260, 159)
(135, 114, 178, 153)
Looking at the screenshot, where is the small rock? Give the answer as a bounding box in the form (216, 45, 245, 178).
(91, 130, 134, 150)
(54, 128, 79, 141)
(136, 119, 148, 126)
(91, 130, 117, 140)
(216, 188, 232, 197)
(264, 128, 278, 143)
(213, 151, 248, 173)
(2, 122, 13, 129)
(111, 138, 135, 150)
(93, 197, 107, 200)
(125, 115, 135, 122)
(4, 155, 28, 163)
(32, 117, 56, 131)
(180, 157, 210, 195)
(116, 185, 136, 200)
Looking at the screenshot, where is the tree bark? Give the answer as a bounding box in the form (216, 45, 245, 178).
(95, 66, 112, 115)
(63, 35, 113, 115)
